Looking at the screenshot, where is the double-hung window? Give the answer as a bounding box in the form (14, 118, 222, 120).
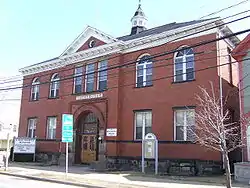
(49, 73, 60, 98)
(85, 63, 95, 92)
(27, 118, 37, 138)
(46, 117, 57, 139)
(134, 111, 152, 140)
(74, 67, 83, 94)
(174, 48, 194, 82)
(136, 55, 153, 87)
(31, 78, 40, 101)
(98, 60, 108, 91)
(174, 108, 195, 141)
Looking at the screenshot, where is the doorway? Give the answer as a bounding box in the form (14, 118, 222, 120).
(77, 112, 99, 164)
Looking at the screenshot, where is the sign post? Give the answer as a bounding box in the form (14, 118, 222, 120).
(142, 133, 158, 175)
(62, 114, 73, 177)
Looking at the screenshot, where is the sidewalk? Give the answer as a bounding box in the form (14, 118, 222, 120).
(0, 162, 248, 188)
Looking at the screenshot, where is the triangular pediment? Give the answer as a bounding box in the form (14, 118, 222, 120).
(60, 25, 118, 56)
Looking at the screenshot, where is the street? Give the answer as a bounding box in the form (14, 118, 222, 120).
(0, 174, 85, 188)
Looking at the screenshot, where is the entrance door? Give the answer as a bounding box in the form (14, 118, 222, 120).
(79, 112, 98, 164)
(81, 135, 97, 163)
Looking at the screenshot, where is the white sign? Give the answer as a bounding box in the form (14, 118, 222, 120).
(13, 137, 36, 154)
(76, 93, 103, 100)
(247, 126, 250, 161)
(106, 128, 117, 137)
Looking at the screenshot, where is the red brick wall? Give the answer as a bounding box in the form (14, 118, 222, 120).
(19, 32, 238, 162)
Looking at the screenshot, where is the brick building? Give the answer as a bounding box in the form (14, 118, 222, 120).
(18, 3, 241, 173)
(232, 34, 250, 162)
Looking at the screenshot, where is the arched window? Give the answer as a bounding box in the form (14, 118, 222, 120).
(136, 55, 153, 87)
(31, 78, 40, 101)
(49, 73, 60, 98)
(174, 47, 195, 82)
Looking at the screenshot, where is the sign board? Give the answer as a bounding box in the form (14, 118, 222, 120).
(13, 137, 36, 154)
(76, 93, 103, 101)
(106, 128, 117, 137)
(62, 114, 73, 143)
(247, 126, 250, 161)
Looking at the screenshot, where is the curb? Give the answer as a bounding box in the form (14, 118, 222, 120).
(0, 171, 150, 188)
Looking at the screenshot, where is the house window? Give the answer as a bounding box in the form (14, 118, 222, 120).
(49, 73, 60, 98)
(31, 78, 40, 101)
(27, 118, 37, 138)
(134, 111, 152, 140)
(98, 60, 108, 91)
(136, 55, 153, 87)
(174, 47, 195, 82)
(174, 109, 195, 141)
(46, 117, 57, 139)
(85, 63, 95, 92)
(74, 67, 83, 94)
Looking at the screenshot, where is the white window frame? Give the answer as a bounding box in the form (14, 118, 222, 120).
(174, 47, 195, 82)
(46, 117, 57, 139)
(27, 118, 37, 138)
(174, 108, 195, 141)
(73, 67, 83, 93)
(85, 63, 95, 92)
(97, 60, 108, 91)
(49, 73, 60, 98)
(134, 110, 152, 140)
(31, 78, 40, 101)
(136, 55, 153, 87)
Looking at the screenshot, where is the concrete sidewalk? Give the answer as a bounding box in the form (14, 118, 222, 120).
(0, 163, 248, 188)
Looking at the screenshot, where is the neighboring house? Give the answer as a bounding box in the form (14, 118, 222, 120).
(18, 3, 241, 174)
(232, 34, 250, 162)
(0, 123, 18, 151)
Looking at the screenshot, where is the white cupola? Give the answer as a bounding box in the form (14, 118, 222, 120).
(130, 1, 147, 35)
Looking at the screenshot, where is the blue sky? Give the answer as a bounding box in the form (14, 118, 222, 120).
(0, 0, 249, 76)
(0, 0, 249, 126)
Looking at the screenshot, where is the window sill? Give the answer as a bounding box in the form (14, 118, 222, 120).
(172, 79, 196, 84)
(29, 99, 39, 102)
(72, 90, 106, 96)
(173, 140, 195, 144)
(134, 84, 153, 89)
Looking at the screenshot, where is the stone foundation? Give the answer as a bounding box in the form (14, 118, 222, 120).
(35, 152, 75, 166)
(234, 162, 250, 184)
(105, 157, 223, 176)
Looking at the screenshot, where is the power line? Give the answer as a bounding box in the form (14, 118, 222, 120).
(0, 48, 239, 89)
(200, 0, 249, 19)
(1, 56, 250, 102)
(0, 27, 249, 92)
(1, 10, 249, 85)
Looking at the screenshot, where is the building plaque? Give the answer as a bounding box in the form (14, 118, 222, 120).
(76, 93, 103, 100)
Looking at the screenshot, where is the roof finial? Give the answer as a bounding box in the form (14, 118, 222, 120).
(139, 0, 141, 7)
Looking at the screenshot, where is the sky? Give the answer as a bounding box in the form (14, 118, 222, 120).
(0, 0, 249, 126)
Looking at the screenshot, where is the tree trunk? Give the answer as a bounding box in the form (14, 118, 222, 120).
(223, 152, 232, 188)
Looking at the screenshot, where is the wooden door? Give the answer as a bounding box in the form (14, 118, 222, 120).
(81, 135, 97, 163)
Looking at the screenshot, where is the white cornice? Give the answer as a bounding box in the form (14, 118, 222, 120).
(19, 19, 237, 76)
(60, 26, 118, 56)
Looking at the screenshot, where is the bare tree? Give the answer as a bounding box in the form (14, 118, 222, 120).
(187, 82, 247, 188)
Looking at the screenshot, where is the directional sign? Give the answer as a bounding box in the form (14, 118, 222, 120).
(62, 114, 73, 143)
